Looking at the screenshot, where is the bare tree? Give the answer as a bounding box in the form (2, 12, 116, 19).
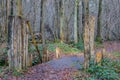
(33, 1, 36, 31)
(41, 0, 45, 46)
(17, 0, 22, 16)
(41, 0, 49, 63)
(54, 0, 59, 41)
(83, 0, 90, 69)
(7, 0, 30, 71)
(83, 0, 95, 69)
(59, 0, 64, 43)
(74, 0, 78, 43)
(40, 0, 44, 34)
(6, 0, 9, 33)
(96, 0, 102, 42)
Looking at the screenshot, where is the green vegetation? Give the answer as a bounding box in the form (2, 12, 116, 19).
(74, 57, 120, 80)
(94, 41, 103, 48)
(29, 42, 81, 54)
(12, 69, 22, 76)
(113, 51, 120, 57)
(87, 58, 119, 80)
(0, 48, 8, 66)
(104, 51, 120, 60)
(95, 37, 102, 44)
(48, 42, 81, 53)
(28, 42, 81, 65)
(69, 40, 84, 51)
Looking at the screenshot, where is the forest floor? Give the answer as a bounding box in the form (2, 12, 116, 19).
(0, 41, 120, 80)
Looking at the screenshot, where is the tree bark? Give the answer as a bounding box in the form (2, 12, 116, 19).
(54, 0, 59, 41)
(10, 0, 14, 16)
(7, 16, 29, 71)
(41, 0, 45, 46)
(33, 1, 36, 31)
(89, 15, 95, 63)
(59, 0, 64, 43)
(74, 0, 78, 43)
(41, 0, 48, 63)
(16, 0, 22, 16)
(6, 0, 9, 33)
(96, 0, 102, 42)
(40, 0, 43, 34)
(83, 0, 90, 69)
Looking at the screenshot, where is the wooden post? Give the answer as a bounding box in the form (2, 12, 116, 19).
(7, 16, 29, 71)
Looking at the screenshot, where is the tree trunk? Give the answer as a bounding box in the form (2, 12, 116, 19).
(16, 0, 22, 16)
(41, 0, 48, 63)
(59, 0, 64, 43)
(74, 0, 78, 43)
(41, 0, 45, 46)
(7, 16, 29, 71)
(40, 0, 43, 34)
(7, 0, 30, 71)
(83, 0, 90, 69)
(10, 0, 14, 16)
(33, 1, 36, 31)
(54, 0, 59, 41)
(96, 0, 102, 42)
(83, 0, 95, 69)
(89, 15, 95, 63)
(6, 0, 9, 34)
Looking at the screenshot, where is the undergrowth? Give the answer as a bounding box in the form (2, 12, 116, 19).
(48, 42, 81, 53)
(86, 58, 119, 80)
(29, 42, 81, 54)
(69, 40, 84, 51)
(28, 42, 81, 65)
(74, 57, 120, 80)
(113, 51, 120, 57)
(0, 48, 8, 66)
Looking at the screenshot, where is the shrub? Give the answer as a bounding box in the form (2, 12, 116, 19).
(86, 58, 119, 80)
(0, 48, 8, 66)
(70, 40, 84, 51)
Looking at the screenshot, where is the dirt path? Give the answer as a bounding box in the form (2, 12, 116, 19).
(103, 41, 120, 52)
(47, 54, 84, 69)
(4, 53, 83, 80)
(0, 41, 120, 80)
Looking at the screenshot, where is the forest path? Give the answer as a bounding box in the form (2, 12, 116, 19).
(6, 54, 84, 80)
(45, 40, 120, 71)
(47, 54, 84, 69)
(2, 41, 120, 80)
(103, 41, 120, 52)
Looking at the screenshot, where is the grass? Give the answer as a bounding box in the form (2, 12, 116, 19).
(94, 41, 103, 48)
(12, 69, 23, 76)
(29, 42, 81, 54)
(113, 51, 120, 57)
(47, 42, 81, 53)
(104, 51, 120, 60)
(69, 40, 84, 51)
